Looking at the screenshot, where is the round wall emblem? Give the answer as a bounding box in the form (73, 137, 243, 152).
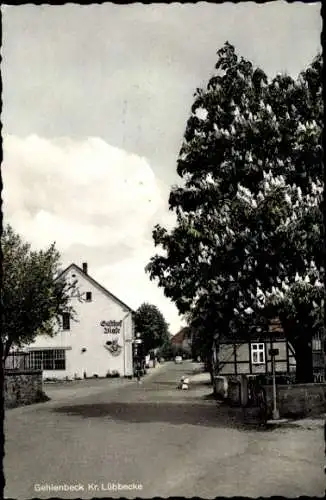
(105, 339, 122, 356)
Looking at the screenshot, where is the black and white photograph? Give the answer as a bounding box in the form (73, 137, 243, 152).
(1, 2, 324, 498)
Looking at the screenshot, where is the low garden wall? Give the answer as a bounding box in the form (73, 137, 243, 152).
(4, 370, 48, 408)
(263, 383, 326, 419)
(214, 374, 326, 420)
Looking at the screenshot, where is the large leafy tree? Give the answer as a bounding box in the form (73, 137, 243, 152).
(1, 225, 75, 362)
(134, 302, 170, 355)
(147, 42, 324, 383)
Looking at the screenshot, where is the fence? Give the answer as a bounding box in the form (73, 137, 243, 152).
(313, 369, 325, 383)
(4, 351, 31, 371)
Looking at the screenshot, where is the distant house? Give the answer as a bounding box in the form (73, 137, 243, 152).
(213, 319, 296, 378)
(171, 327, 193, 356)
(22, 262, 135, 380)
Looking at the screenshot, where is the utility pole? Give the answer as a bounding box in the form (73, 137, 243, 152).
(270, 348, 280, 420)
(134, 332, 143, 382)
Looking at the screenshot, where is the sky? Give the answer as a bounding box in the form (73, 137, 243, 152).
(1, 2, 321, 335)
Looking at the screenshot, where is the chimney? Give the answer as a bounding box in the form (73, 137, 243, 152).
(82, 262, 88, 274)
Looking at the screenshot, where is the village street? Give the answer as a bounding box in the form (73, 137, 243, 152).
(4, 361, 325, 499)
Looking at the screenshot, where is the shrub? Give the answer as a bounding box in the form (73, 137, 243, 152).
(106, 370, 120, 378)
(35, 390, 51, 403)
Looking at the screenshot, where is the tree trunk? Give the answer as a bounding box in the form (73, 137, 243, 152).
(283, 320, 314, 384)
(203, 353, 214, 386)
(209, 369, 214, 386)
(293, 338, 313, 383)
(3, 339, 13, 363)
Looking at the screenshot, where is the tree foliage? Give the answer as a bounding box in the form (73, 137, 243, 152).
(146, 42, 324, 382)
(1, 225, 75, 361)
(134, 302, 170, 355)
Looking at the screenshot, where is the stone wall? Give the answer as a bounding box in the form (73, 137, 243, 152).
(263, 383, 326, 418)
(215, 375, 326, 419)
(4, 370, 46, 408)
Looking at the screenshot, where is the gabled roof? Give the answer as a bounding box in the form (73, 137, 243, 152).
(171, 326, 192, 345)
(56, 263, 134, 313)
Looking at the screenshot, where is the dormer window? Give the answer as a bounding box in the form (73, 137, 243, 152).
(86, 292, 92, 302)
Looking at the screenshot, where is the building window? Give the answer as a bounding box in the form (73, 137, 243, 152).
(62, 313, 70, 330)
(29, 350, 66, 370)
(86, 291, 92, 302)
(251, 343, 265, 364)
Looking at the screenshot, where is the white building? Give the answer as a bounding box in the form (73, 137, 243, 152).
(25, 262, 135, 380)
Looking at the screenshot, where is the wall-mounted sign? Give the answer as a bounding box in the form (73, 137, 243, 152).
(100, 320, 122, 334)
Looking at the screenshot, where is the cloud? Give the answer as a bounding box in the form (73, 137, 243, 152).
(2, 134, 184, 333)
(3, 135, 163, 247)
(3, 3, 320, 189)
